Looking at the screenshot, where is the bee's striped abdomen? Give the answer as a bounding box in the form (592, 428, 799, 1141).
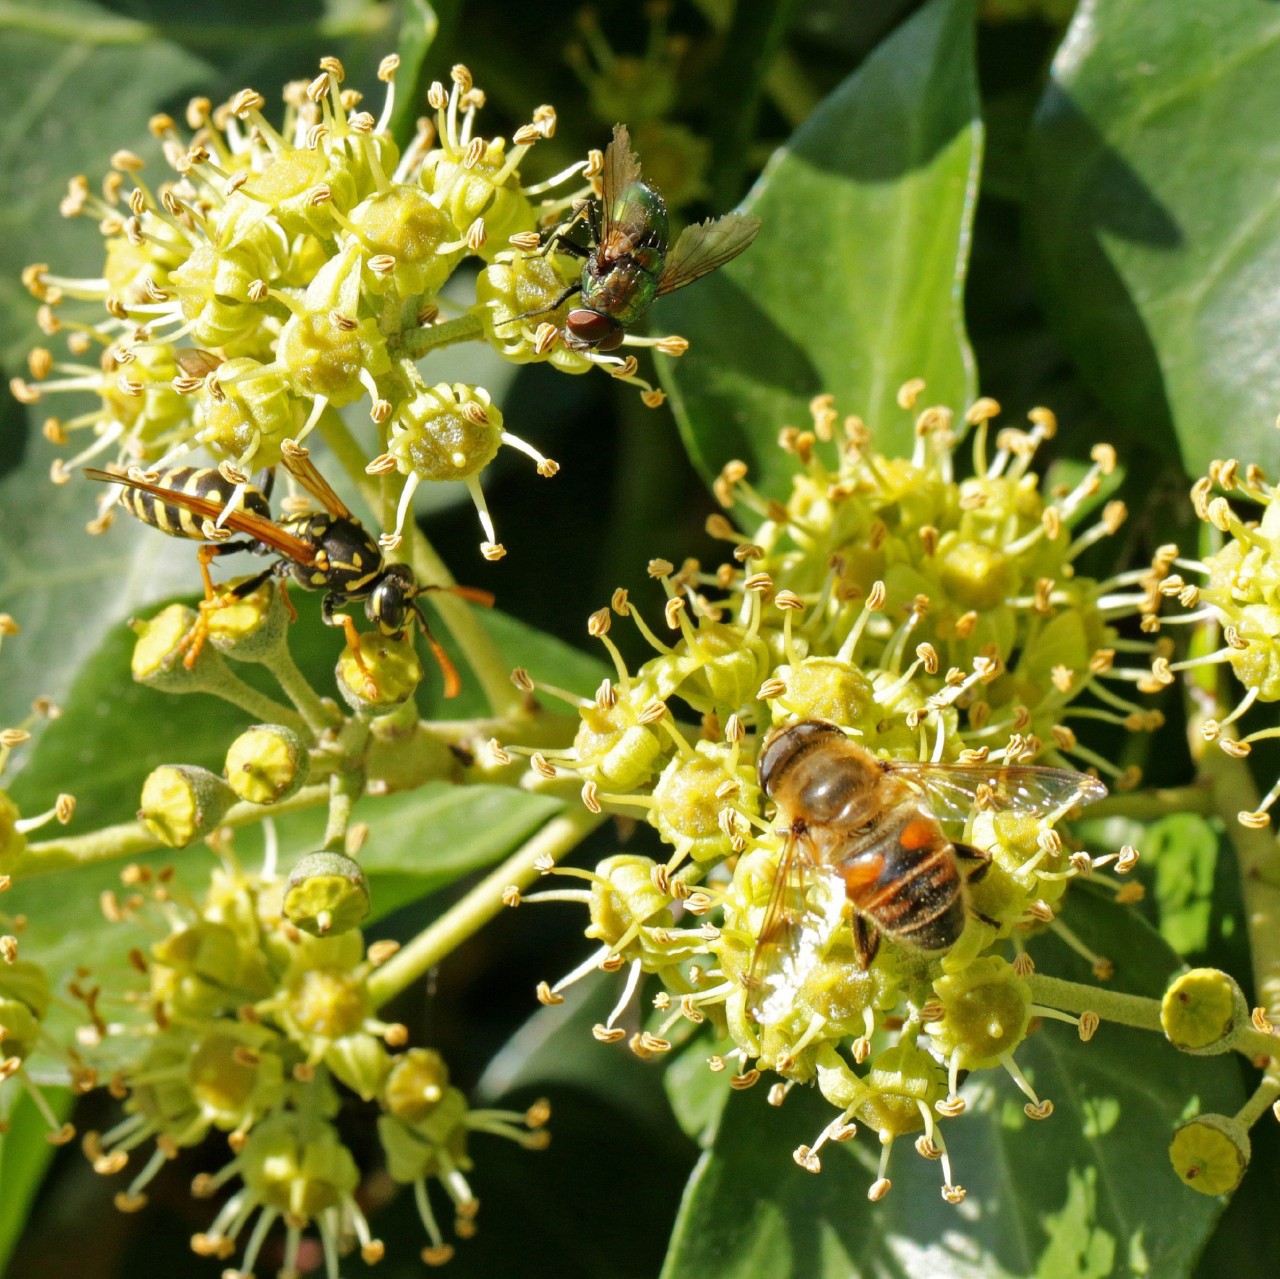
(118, 467, 271, 539)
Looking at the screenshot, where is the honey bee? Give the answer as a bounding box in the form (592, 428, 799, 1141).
(746, 719, 1107, 1025)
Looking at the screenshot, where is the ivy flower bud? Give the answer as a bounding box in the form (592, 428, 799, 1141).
(336, 633, 423, 713)
(225, 724, 310, 805)
(283, 851, 371, 937)
(138, 765, 236, 848)
(1169, 1114, 1251, 1195)
(1160, 968, 1249, 1055)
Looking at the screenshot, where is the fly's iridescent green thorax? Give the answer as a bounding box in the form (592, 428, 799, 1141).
(578, 181, 669, 329)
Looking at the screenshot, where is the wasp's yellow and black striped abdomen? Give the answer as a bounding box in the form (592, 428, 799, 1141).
(116, 467, 272, 539)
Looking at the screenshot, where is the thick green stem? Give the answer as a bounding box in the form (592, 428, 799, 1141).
(369, 806, 605, 1007)
(263, 642, 338, 738)
(1236, 1073, 1280, 1129)
(15, 784, 331, 877)
(212, 676, 307, 735)
(1029, 972, 1278, 1063)
(317, 409, 521, 717)
(1201, 748, 1280, 1021)
(1084, 784, 1215, 823)
(395, 313, 485, 362)
(1029, 973, 1163, 1032)
(321, 716, 373, 853)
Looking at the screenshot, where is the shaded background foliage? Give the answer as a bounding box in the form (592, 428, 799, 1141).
(1, 0, 1279, 1275)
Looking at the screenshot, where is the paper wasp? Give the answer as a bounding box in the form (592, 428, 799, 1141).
(86, 448, 490, 697)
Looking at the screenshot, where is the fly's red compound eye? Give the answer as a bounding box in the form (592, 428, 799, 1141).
(565, 308, 623, 350)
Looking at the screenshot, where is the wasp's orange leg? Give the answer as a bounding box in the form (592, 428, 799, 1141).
(181, 542, 256, 668)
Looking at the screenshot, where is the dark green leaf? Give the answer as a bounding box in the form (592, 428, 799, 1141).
(661, 890, 1241, 1279)
(0, 1087, 70, 1271)
(389, 0, 440, 146)
(658, 0, 982, 498)
(1027, 0, 1280, 475)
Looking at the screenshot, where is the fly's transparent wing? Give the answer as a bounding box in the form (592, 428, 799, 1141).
(656, 211, 761, 295)
(599, 123, 643, 249)
(884, 761, 1108, 824)
(745, 836, 846, 1027)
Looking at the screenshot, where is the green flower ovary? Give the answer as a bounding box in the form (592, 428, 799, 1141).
(240, 1115, 360, 1219)
(198, 359, 302, 468)
(649, 741, 760, 865)
(347, 185, 462, 295)
(857, 1040, 947, 1137)
(929, 955, 1032, 1069)
(388, 383, 503, 481)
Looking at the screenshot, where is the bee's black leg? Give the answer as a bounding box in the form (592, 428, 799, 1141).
(852, 915, 880, 970)
(971, 908, 1001, 929)
(954, 842, 992, 884)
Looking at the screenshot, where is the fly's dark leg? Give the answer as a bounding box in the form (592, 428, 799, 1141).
(494, 282, 583, 331)
(532, 201, 592, 259)
(852, 915, 881, 970)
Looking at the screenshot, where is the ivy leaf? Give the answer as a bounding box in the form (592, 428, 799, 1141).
(0, 1088, 71, 1272)
(661, 890, 1241, 1279)
(658, 0, 982, 499)
(1027, 0, 1280, 475)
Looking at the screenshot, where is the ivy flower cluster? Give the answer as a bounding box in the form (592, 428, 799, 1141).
(15, 57, 681, 560)
(70, 845, 547, 1275)
(509, 390, 1168, 1198)
(1149, 459, 1280, 825)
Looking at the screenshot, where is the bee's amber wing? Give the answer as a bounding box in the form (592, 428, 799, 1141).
(884, 762, 1107, 824)
(745, 836, 846, 1027)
